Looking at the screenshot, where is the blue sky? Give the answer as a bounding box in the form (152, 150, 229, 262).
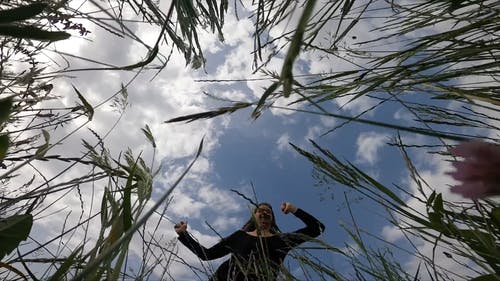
(14, 1, 499, 280)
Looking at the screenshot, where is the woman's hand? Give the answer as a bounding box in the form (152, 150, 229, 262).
(174, 221, 188, 234)
(281, 202, 297, 214)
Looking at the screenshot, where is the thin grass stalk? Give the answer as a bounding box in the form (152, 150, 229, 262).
(70, 138, 203, 281)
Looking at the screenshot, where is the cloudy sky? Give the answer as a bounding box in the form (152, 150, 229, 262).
(12, 0, 499, 280)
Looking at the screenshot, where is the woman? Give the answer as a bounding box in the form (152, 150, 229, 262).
(174, 202, 325, 281)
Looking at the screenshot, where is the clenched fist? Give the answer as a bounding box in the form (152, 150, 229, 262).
(174, 221, 188, 234)
(280, 202, 297, 214)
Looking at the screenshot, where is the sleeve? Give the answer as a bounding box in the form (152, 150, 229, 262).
(282, 208, 325, 248)
(177, 231, 235, 261)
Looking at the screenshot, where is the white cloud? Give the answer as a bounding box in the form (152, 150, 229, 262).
(276, 133, 291, 151)
(221, 13, 254, 47)
(381, 225, 404, 243)
(305, 125, 322, 141)
(336, 94, 380, 116)
(393, 108, 414, 123)
(190, 156, 211, 174)
(209, 216, 242, 232)
(320, 115, 336, 127)
(355, 132, 389, 165)
(197, 185, 241, 213)
(169, 191, 208, 219)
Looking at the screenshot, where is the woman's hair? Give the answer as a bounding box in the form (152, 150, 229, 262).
(241, 202, 281, 233)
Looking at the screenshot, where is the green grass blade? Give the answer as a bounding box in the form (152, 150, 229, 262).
(72, 138, 204, 281)
(0, 3, 48, 23)
(0, 24, 70, 41)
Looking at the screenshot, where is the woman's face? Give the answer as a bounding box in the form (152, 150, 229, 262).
(254, 204, 274, 230)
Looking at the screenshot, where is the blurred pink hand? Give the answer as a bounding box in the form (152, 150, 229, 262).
(447, 140, 500, 199)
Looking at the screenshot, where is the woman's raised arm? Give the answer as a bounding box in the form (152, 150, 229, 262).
(280, 203, 325, 247)
(175, 221, 232, 261)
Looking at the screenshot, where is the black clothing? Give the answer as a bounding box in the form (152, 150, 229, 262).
(178, 208, 325, 281)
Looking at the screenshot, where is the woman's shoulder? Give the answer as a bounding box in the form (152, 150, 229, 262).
(225, 229, 247, 240)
